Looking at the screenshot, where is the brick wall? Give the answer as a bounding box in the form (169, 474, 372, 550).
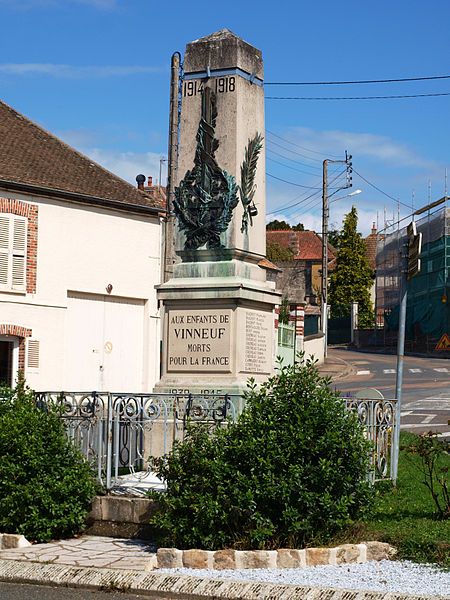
(0, 197, 38, 293)
(0, 324, 32, 372)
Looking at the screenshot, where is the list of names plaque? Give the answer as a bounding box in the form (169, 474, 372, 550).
(243, 310, 272, 373)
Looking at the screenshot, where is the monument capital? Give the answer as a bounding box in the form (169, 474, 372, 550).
(185, 29, 263, 81)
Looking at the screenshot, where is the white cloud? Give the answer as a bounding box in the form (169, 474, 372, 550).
(77, 147, 167, 187)
(278, 126, 438, 170)
(0, 63, 163, 78)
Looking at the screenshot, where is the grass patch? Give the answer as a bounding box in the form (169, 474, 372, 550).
(333, 432, 450, 565)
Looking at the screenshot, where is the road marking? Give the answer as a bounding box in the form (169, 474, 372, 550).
(401, 423, 449, 429)
(383, 369, 396, 374)
(433, 367, 449, 372)
(421, 415, 436, 423)
(356, 370, 371, 375)
(409, 368, 422, 373)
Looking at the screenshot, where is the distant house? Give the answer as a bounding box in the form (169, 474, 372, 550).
(0, 100, 164, 391)
(266, 229, 336, 304)
(364, 223, 378, 306)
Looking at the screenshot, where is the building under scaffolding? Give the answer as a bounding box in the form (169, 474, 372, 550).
(375, 200, 449, 355)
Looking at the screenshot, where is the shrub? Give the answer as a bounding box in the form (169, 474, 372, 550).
(149, 357, 373, 550)
(0, 376, 97, 542)
(402, 431, 449, 520)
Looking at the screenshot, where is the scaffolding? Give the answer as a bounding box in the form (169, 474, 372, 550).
(375, 203, 449, 354)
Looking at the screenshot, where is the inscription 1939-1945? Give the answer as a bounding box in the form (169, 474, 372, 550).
(167, 309, 232, 372)
(183, 76, 236, 97)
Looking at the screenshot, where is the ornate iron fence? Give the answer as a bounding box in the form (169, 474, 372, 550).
(34, 391, 240, 491)
(344, 394, 398, 483)
(34, 390, 397, 490)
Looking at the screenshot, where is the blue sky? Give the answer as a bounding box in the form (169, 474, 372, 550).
(1, 0, 449, 236)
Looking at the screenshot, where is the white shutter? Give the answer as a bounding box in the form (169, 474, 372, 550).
(0, 215, 9, 286)
(11, 217, 26, 289)
(27, 339, 40, 370)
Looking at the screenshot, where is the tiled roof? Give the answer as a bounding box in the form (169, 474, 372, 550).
(266, 230, 335, 261)
(0, 100, 163, 212)
(258, 257, 281, 271)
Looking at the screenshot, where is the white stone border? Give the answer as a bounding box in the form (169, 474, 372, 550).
(155, 541, 396, 570)
(0, 534, 31, 550)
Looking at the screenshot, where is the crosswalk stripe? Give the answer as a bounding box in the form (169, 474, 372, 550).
(356, 370, 371, 375)
(409, 368, 422, 373)
(383, 369, 396, 374)
(433, 367, 448, 372)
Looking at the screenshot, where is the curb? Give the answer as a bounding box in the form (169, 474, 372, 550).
(0, 558, 442, 600)
(156, 542, 396, 570)
(319, 355, 355, 381)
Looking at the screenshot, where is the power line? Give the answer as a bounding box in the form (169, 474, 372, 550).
(266, 129, 340, 159)
(267, 155, 324, 178)
(267, 138, 323, 164)
(267, 189, 322, 216)
(267, 169, 346, 216)
(264, 75, 450, 86)
(266, 92, 450, 100)
(352, 168, 412, 209)
(266, 139, 322, 167)
(266, 149, 323, 177)
(267, 173, 322, 189)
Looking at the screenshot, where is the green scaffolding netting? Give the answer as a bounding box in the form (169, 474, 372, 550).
(384, 235, 449, 340)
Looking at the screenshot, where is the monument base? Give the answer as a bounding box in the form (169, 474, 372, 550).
(154, 252, 280, 399)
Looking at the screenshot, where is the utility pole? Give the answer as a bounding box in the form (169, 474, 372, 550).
(321, 159, 329, 355)
(321, 152, 353, 357)
(163, 52, 181, 283)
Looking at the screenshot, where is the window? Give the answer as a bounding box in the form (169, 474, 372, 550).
(0, 214, 27, 291)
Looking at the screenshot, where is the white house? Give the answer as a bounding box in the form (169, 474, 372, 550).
(0, 100, 164, 392)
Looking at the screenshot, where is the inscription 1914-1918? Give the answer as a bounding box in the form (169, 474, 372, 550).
(183, 76, 236, 97)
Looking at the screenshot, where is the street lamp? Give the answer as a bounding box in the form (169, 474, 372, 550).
(329, 189, 362, 204)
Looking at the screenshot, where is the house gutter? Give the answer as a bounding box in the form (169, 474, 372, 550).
(0, 178, 165, 217)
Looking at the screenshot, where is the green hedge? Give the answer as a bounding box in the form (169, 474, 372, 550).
(0, 377, 97, 542)
(149, 357, 373, 550)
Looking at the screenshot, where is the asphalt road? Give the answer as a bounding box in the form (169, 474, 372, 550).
(331, 348, 450, 439)
(0, 582, 157, 599)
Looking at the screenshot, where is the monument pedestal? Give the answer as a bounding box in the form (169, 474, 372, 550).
(155, 249, 279, 397)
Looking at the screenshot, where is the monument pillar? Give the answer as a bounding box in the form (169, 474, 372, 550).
(155, 30, 280, 397)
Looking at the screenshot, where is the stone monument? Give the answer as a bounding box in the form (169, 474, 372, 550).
(155, 29, 280, 397)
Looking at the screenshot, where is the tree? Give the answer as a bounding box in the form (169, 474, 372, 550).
(266, 220, 305, 231)
(328, 206, 375, 327)
(266, 219, 291, 230)
(278, 295, 290, 324)
(327, 229, 341, 250)
(292, 222, 305, 231)
(266, 241, 294, 262)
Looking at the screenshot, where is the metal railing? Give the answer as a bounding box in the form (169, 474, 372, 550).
(34, 391, 240, 490)
(344, 395, 398, 483)
(34, 390, 397, 489)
